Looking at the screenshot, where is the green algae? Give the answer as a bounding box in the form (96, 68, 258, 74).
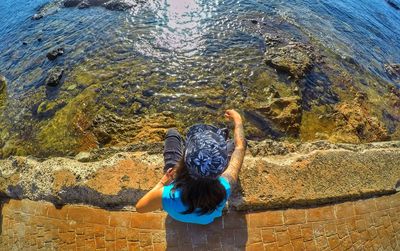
(1, 17, 400, 159)
(36, 84, 99, 156)
(300, 105, 336, 141)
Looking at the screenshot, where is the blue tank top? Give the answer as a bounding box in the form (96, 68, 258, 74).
(162, 176, 231, 225)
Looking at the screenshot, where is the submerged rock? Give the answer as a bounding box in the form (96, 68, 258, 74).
(88, 0, 109, 6)
(103, 0, 133, 11)
(384, 63, 400, 78)
(46, 67, 64, 86)
(250, 19, 258, 24)
(265, 42, 315, 78)
(77, 0, 90, 8)
(90, 112, 176, 147)
(36, 100, 66, 117)
(250, 95, 303, 137)
(386, 0, 400, 10)
(32, 0, 64, 20)
(0, 75, 6, 92)
(142, 89, 155, 97)
(32, 13, 44, 20)
(63, 0, 81, 7)
(332, 99, 390, 143)
(46, 48, 64, 61)
(63, 0, 135, 11)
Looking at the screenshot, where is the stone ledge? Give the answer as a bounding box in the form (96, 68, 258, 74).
(0, 140, 399, 210)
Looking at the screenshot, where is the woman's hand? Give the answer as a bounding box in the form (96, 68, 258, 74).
(225, 109, 243, 125)
(159, 168, 176, 186)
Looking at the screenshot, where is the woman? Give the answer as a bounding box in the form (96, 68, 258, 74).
(135, 109, 246, 225)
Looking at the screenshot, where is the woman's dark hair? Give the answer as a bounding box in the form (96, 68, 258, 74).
(170, 159, 227, 215)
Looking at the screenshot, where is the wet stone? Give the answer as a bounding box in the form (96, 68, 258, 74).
(46, 67, 64, 87)
(32, 13, 44, 20)
(93, 128, 112, 146)
(47, 48, 64, 61)
(142, 89, 155, 97)
(0, 75, 6, 92)
(74, 151, 91, 162)
(384, 64, 400, 78)
(88, 0, 109, 6)
(386, 0, 400, 10)
(63, 0, 82, 7)
(265, 40, 315, 78)
(103, 0, 134, 11)
(78, 1, 90, 9)
(251, 19, 258, 24)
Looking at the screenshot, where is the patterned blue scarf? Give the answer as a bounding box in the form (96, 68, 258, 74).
(184, 124, 229, 179)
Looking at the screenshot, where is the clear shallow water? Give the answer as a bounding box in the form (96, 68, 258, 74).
(0, 0, 400, 157)
(0, 0, 399, 95)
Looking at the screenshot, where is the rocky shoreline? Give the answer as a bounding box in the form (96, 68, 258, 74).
(0, 1, 400, 160)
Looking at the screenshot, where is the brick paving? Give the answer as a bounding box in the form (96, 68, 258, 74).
(0, 192, 399, 250)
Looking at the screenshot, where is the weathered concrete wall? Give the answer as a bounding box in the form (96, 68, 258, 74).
(0, 140, 399, 210)
(0, 193, 399, 250)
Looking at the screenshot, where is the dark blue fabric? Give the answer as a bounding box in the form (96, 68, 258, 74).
(163, 128, 184, 172)
(184, 124, 229, 179)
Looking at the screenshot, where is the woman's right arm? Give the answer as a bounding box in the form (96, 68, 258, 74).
(222, 109, 246, 187)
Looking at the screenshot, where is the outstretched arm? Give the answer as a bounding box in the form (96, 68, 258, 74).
(135, 168, 175, 213)
(222, 109, 246, 187)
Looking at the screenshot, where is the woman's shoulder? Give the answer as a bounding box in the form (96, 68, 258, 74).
(161, 183, 176, 211)
(218, 176, 231, 197)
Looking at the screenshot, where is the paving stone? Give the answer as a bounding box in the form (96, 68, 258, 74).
(283, 209, 306, 225)
(1, 195, 400, 250)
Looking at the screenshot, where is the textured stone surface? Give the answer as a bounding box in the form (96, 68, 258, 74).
(249, 95, 302, 137)
(1, 140, 399, 210)
(0, 75, 6, 93)
(264, 41, 315, 78)
(0, 193, 399, 250)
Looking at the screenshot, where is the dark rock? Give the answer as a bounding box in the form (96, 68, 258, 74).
(396, 179, 400, 191)
(46, 67, 64, 87)
(265, 42, 315, 78)
(22, 41, 28, 45)
(32, 13, 44, 20)
(46, 48, 64, 61)
(93, 128, 112, 145)
(384, 64, 400, 78)
(32, 0, 64, 20)
(103, 0, 133, 11)
(264, 85, 280, 99)
(250, 19, 258, 24)
(0, 75, 6, 92)
(88, 0, 109, 6)
(387, 0, 400, 10)
(37, 38, 42, 42)
(63, 0, 82, 7)
(36, 100, 66, 117)
(77, 0, 90, 8)
(142, 89, 155, 97)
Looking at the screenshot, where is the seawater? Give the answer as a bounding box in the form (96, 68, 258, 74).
(0, 0, 399, 95)
(0, 0, 400, 157)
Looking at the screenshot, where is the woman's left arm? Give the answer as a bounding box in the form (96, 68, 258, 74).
(135, 168, 175, 213)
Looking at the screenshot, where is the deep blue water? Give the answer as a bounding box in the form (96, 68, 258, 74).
(0, 0, 400, 95)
